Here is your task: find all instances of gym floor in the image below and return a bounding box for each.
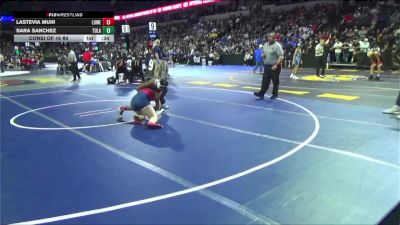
[1,64,399,224]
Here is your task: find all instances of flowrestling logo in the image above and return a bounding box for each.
[46,13,83,17]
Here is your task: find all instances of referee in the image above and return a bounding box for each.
[67,47,81,82]
[315,35,331,78]
[254,32,284,99]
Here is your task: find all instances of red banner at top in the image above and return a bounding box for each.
[114,0,220,21]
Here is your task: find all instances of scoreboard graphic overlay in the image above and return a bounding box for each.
[13,12,115,42]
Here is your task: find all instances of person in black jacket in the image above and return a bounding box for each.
[115,58,128,84]
[131,58,145,82]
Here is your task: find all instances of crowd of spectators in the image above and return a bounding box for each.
[0,39,46,71]
[122,0,400,67]
[1,0,399,72]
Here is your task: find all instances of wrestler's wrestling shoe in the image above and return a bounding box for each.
[118,106,128,117]
[147,122,163,129]
[133,115,145,125]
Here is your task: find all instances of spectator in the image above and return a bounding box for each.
[342,40,350,63]
[1,1,398,69]
[131,58,145,82]
[244,51,252,66]
[83,49,92,71]
[115,58,128,84]
[253,44,263,74]
[332,39,343,63]
[360,38,370,53]
[57,53,67,75]
[0,52,4,73]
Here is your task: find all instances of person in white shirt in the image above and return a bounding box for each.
[244,52,252,66]
[188,47,195,65]
[332,39,343,63]
[67,48,81,82]
[359,38,370,53]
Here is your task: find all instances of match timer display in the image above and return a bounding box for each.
[13,12,115,42]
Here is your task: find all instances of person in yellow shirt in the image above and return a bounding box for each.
[153,39,166,80]
[367,43,382,80]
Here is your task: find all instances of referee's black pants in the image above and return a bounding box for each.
[70,62,80,81]
[315,56,326,76]
[259,65,281,97]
